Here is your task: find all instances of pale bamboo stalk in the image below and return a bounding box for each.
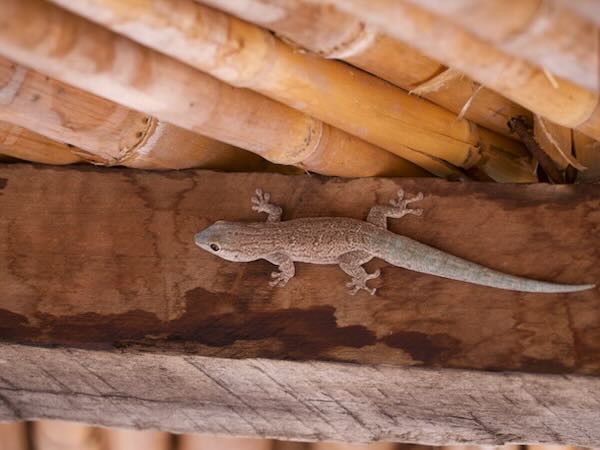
[0,56,272,171]
[178,434,273,450]
[555,0,600,26]
[48,0,530,182]
[0,422,28,450]
[312,0,600,141]
[574,131,600,183]
[33,420,102,450]
[311,443,396,450]
[0,121,82,164]
[100,428,171,450]
[198,0,530,139]
[0,0,428,178]
[407,0,599,93]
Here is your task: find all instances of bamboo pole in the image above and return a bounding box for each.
[178,434,273,450]
[312,0,600,141]
[0,422,28,450]
[0,121,82,164]
[33,421,102,450]
[407,0,599,93]
[556,0,600,27]
[48,0,532,182]
[0,56,275,171]
[101,428,171,450]
[198,0,530,139]
[0,0,428,178]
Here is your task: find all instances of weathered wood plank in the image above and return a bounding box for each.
[1,343,599,446]
[0,164,599,375]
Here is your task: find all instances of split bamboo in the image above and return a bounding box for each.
[0,0,428,179]
[48,0,534,182]
[0,121,81,164]
[198,0,530,139]
[574,131,600,183]
[314,0,600,141]
[0,56,274,171]
[533,115,581,171]
[407,0,599,93]
[0,422,28,450]
[33,421,102,450]
[101,428,171,450]
[178,435,273,450]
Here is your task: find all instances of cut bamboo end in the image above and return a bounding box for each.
[49,0,524,180]
[533,115,584,171]
[198,0,530,139]
[315,0,600,141]
[408,0,600,93]
[0,0,422,178]
[0,121,82,164]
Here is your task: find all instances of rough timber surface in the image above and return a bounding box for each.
[0,343,599,446]
[0,164,599,375]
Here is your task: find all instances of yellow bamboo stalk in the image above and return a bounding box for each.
[101,428,171,450]
[0,121,82,164]
[0,0,427,178]
[0,422,28,450]
[407,0,599,93]
[48,0,530,182]
[0,56,275,171]
[574,131,600,183]
[33,421,102,450]
[178,434,273,450]
[313,0,600,141]
[198,0,530,139]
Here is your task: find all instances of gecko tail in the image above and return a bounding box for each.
[384,236,595,293]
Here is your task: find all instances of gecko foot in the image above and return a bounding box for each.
[346,269,381,296]
[251,188,283,222]
[269,270,291,288]
[390,189,423,216]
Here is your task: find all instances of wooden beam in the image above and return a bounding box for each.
[1,343,599,445]
[0,164,599,443]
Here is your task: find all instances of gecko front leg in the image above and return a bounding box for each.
[251,188,283,222]
[367,188,423,229]
[265,252,295,287]
[338,251,379,295]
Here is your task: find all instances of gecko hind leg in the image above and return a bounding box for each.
[251,188,283,222]
[366,188,424,229]
[338,251,379,295]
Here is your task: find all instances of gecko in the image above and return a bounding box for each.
[194,188,595,295]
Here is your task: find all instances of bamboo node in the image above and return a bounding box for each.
[322,23,378,59]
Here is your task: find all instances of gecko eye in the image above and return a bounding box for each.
[210,243,220,252]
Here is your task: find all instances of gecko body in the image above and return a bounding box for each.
[195,189,594,295]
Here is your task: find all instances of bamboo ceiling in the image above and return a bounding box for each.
[0,0,598,183]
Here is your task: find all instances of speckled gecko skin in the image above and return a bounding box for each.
[195,188,595,295]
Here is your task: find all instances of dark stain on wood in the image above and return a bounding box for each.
[0,177,7,190]
[0,295,377,360]
[383,331,461,364]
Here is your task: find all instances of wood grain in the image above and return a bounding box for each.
[0,343,599,445]
[0,164,599,375]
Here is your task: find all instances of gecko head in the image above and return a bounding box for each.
[194,221,258,262]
